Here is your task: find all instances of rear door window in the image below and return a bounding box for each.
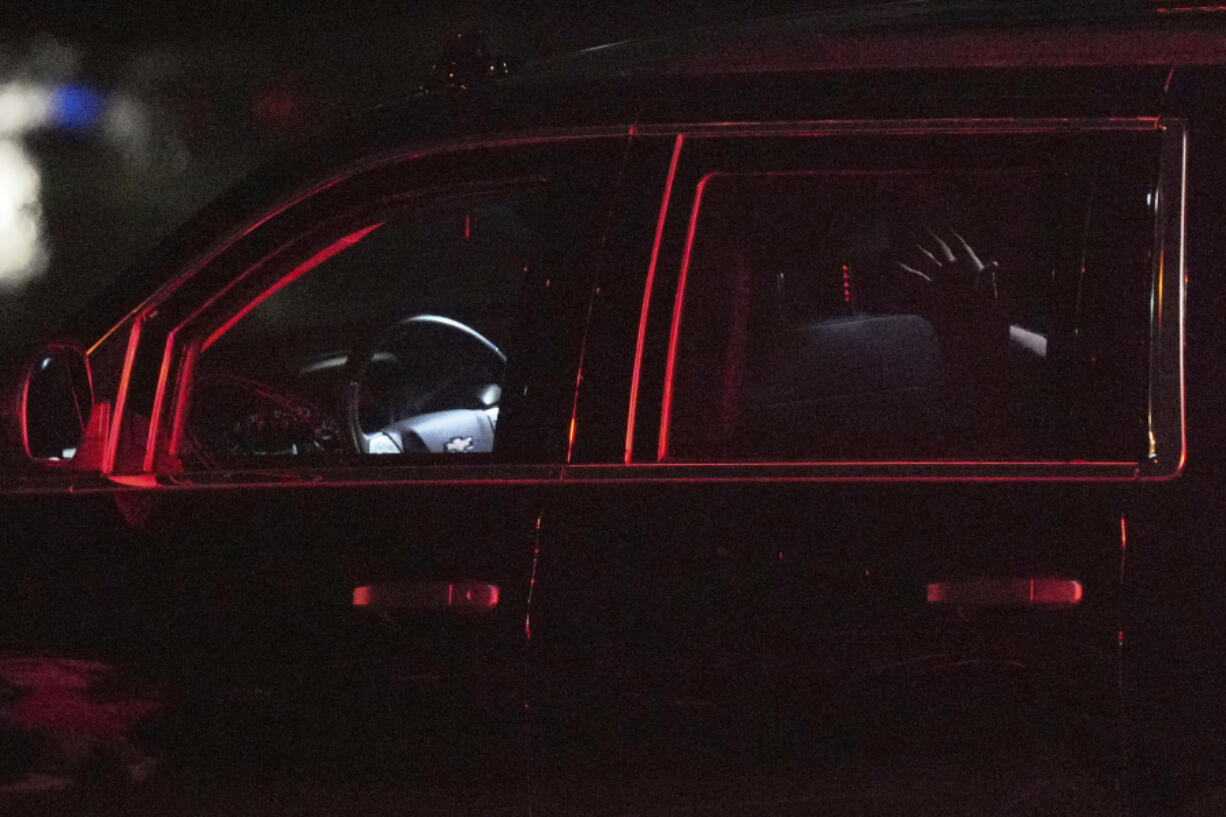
[646,125,1182,474]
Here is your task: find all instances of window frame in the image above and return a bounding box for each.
[99,130,627,486]
[172,190,537,469]
[608,118,1186,482]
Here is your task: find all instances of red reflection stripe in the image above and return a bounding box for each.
[926,577,1083,606]
[625,135,685,464]
[657,172,717,461]
[18,369,30,459]
[142,330,178,472]
[166,340,199,460]
[103,319,142,474]
[202,223,382,351]
[352,581,498,611]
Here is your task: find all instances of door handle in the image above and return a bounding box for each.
[926,577,1082,607]
[352,581,499,611]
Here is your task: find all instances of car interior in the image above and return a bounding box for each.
[663,165,1154,462]
[180,197,536,466]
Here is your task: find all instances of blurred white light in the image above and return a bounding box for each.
[102,93,145,144]
[101,92,170,169]
[0,83,53,136]
[0,139,48,289]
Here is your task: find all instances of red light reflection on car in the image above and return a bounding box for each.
[352,581,499,611]
[657,171,714,462]
[202,223,383,351]
[102,319,142,474]
[625,135,684,464]
[926,577,1083,606]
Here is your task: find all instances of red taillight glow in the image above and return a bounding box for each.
[926,577,1083,607]
[352,581,499,612]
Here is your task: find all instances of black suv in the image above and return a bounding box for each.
[1,6,1223,815]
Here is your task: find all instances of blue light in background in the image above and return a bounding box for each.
[50,85,103,131]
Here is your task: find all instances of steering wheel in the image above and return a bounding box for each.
[344,314,506,455]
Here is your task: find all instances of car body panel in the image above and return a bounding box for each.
[4,9,1226,814]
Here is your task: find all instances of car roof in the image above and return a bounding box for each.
[72,2,1226,346]
[530,2,1226,80]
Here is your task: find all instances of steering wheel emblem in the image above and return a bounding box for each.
[445,436,475,453]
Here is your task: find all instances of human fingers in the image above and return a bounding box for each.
[947,227,985,271]
[982,259,999,300]
[896,261,933,283]
[925,228,955,263]
[914,243,941,267]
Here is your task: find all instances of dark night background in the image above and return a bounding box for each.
[0,1,806,351]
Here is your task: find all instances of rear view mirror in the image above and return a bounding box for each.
[1,343,93,464]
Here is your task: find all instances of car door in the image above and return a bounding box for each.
[531,112,1182,814]
[1,133,627,807]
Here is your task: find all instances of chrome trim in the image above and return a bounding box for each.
[632,117,1163,138]
[628,117,1183,481]
[563,462,1142,483]
[145,464,563,489]
[1141,119,1188,479]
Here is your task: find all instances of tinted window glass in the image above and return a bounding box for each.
[184,193,546,464]
[664,160,1156,461]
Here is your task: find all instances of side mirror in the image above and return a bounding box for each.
[1,343,94,465]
